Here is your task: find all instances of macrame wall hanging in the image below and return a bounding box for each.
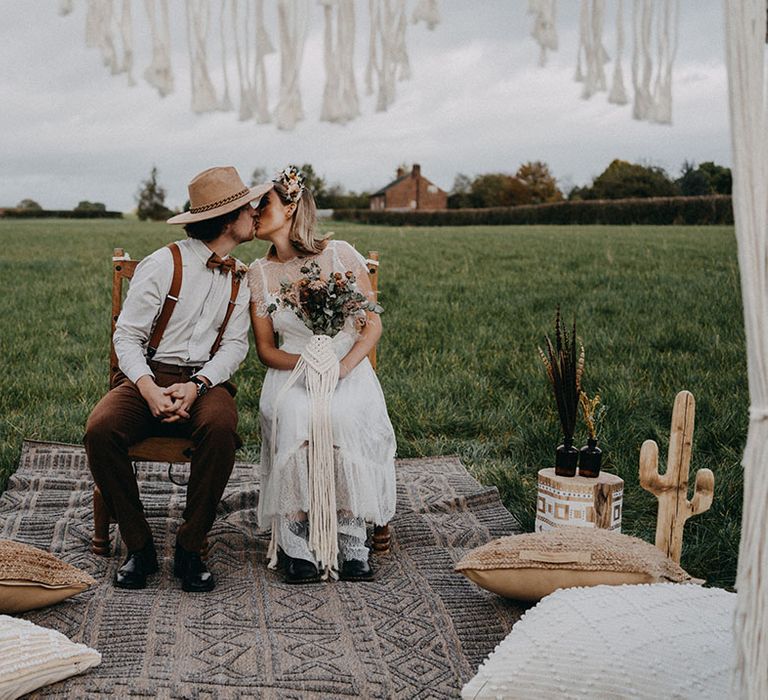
[532,0,679,124]
[60,0,441,130]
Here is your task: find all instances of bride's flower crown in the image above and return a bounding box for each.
[273,165,305,204]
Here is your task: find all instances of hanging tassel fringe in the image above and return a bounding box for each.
[269,335,340,580]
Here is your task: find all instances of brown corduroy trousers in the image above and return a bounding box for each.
[84,363,240,553]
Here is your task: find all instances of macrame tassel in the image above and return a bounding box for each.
[120,0,136,86]
[232,0,253,119]
[217,0,233,111]
[187,0,219,113]
[252,0,274,123]
[632,0,654,121]
[367,0,407,112]
[143,0,174,97]
[649,0,677,124]
[86,0,120,75]
[574,0,587,82]
[411,0,440,30]
[274,0,308,130]
[269,335,340,579]
[304,336,341,579]
[528,0,558,67]
[320,0,359,124]
[608,0,628,104]
[581,0,609,99]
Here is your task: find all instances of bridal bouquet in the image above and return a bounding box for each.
[267,260,383,337]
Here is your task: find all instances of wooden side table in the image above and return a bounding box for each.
[535,468,624,532]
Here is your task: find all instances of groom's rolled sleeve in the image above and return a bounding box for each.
[113,255,169,384]
[195,280,251,386]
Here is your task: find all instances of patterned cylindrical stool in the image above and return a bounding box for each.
[535,468,624,532]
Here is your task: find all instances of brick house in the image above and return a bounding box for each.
[369,164,447,211]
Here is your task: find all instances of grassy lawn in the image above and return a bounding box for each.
[0,219,745,587]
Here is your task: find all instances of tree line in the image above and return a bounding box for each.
[130,158,732,221]
[448,159,732,209]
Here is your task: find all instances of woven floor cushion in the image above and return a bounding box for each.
[462,583,735,699]
[0,615,101,699]
[0,540,96,614]
[455,528,692,601]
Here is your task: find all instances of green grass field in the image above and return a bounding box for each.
[0,219,746,587]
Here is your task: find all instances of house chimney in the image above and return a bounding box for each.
[396,166,405,178]
[412,163,421,178]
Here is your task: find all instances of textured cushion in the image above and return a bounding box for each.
[0,615,101,699]
[0,540,96,613]
[455,528,692,601]
[462,583,735,699]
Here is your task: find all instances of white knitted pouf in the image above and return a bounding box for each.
[0,615,101,699]
[462,583,735,699]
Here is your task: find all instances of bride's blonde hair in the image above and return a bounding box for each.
[272,171,328,255]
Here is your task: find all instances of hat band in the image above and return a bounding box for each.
[189,187,250,214]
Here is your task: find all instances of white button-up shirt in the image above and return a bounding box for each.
[113,238,250,387]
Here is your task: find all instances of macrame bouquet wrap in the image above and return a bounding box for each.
[269,334,341,579]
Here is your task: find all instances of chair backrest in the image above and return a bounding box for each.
[109,247,382,383]
[110,248,139,386]
[366,250,379,371]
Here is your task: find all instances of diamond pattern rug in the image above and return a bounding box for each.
[1,440,523,699]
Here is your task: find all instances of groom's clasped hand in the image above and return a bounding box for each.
[84,164,396,593]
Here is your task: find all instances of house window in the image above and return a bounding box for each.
[410,200,417,209]
[427,185,437,194]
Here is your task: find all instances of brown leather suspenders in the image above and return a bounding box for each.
[146,243,183,359]
[209,276,241,357]
[146,242,241,361]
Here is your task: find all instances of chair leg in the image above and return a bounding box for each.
[92,486,111,556]
[372,524,391,554]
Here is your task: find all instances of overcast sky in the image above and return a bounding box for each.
[0,1,730,212]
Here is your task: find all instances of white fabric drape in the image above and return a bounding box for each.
[320,0,360,124]
[274,0,309,130]
[528,0,558,67]
[186,0,219,113]
[724,3,768,697]
[608,0,628,104]
[366,0,409,112]
[144,0,174,96]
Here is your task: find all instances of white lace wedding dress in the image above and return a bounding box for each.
[248,240,397,567]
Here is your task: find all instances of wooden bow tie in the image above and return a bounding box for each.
[206,254,236,274]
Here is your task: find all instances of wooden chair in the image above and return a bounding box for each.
[93,248,391,556]
[92,248,197,556]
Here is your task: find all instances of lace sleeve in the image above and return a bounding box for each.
[247,262,270,317]
[334,240,375,302]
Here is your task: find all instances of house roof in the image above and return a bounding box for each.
[371,172,446,197]
[371,174,409,197]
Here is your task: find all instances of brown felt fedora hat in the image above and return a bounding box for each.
[167,166,273,225]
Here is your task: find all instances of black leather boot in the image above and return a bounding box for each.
[284,554,321,584]
[114,540,159,590]
[339,558,374,582]
[174,543,215,592]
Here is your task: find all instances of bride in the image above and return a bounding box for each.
[248,166,396,583]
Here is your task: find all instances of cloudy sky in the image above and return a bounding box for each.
[0,1,730,212]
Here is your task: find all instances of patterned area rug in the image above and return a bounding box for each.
[1,440,524,699]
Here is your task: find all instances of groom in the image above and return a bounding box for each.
[85,166,271,592]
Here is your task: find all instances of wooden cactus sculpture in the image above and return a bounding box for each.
[639,390,715,564]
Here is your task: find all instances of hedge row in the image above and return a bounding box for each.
[0,209,123,219]
[332,195,733,226]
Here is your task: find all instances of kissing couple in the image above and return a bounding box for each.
[84,165,396,592]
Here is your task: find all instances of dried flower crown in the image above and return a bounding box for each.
[273,165,305,204]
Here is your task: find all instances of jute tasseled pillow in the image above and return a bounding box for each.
[455,528,692,601]
[0,540,97,614]
[0,615,101,699]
